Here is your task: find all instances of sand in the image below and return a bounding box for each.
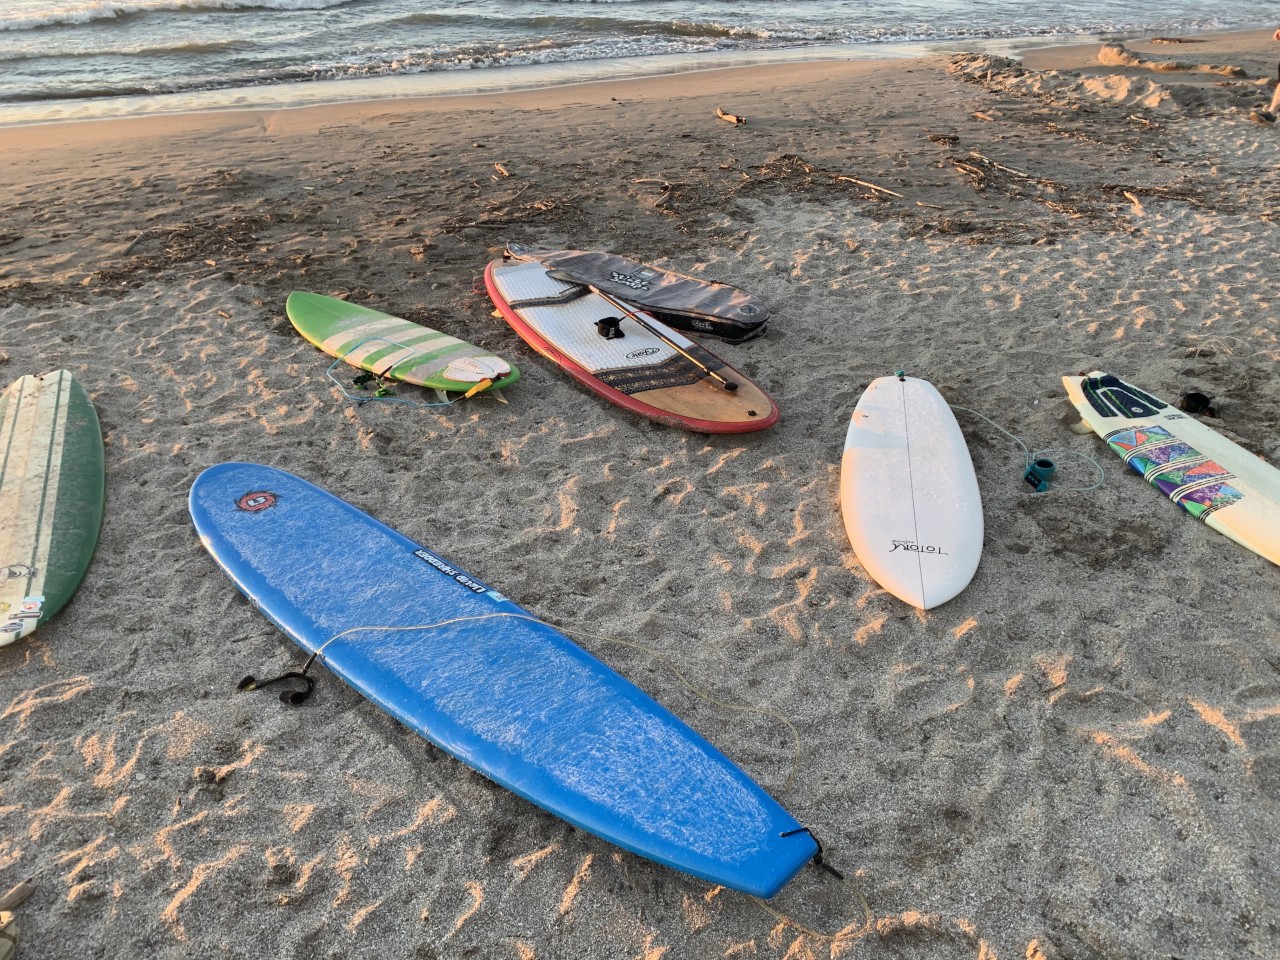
[1,27,1278,960]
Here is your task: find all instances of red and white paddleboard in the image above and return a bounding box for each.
[485,259,777,433]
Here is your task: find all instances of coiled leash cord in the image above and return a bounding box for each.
[237,614,874,939]
[843,367,1106,495]
[950,404,1106,493]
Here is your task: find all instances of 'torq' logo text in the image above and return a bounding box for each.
[890,540,948,555]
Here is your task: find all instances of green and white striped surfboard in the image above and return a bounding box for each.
[0,370,105,646]
[286,292,520,399]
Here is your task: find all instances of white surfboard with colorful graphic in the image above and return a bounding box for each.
[1064,372,1280,566]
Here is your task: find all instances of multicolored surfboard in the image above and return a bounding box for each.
[1064,372,1280,566]
[0,370,105,646]
[286,291,519,399]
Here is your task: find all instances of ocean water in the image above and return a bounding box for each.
[1,0,1275,125]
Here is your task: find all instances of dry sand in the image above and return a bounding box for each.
[1,28,1278,960]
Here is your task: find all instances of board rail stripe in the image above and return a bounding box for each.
[29,373,71,602]
[898,379,929,608]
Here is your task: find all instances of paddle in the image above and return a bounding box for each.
[545,271,739,392]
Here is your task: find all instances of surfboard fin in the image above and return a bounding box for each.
[463,378,494,400]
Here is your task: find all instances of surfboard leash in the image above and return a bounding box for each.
[237,649,321,705]
[843,367,1108,495]
[950,404,1106,493]
[234,615,807,787]
[235,615,888,943]
[782,828,846,881]
[325,352,458,409]
[748,827,877,946]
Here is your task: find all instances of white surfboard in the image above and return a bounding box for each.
[1064,371,1280,567]
[840,375,983,609]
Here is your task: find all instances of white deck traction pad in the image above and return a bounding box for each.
[490,260,694,375]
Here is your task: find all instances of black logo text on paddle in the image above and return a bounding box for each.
[889,540,949,555]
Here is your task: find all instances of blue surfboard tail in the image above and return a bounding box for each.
[190,462,818,898]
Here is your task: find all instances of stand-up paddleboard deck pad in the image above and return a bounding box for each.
[485,259,778,433]
[0,370,105,646]
[1065,371,1280,566]
[190,463,817,897]
[840,375,984,609]
[286,291,519,396]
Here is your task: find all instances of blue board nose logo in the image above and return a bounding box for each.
[237,491,277,512]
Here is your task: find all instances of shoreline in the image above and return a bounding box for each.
[1,22,1278,960]
[3,25,1276,130]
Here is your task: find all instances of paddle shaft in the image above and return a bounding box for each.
[548,273,738,392]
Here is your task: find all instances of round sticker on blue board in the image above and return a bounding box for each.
[236,491,277,512]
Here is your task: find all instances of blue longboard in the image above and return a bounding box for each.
[189,463,818,898]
